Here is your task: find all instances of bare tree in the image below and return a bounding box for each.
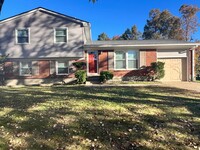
[179,4,200,41]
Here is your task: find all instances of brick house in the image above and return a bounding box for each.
[0,7,199,85]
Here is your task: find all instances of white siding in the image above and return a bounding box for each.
[157,49,187,58]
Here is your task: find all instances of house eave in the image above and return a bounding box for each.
[84,43,200,50]
[0,7,90,26]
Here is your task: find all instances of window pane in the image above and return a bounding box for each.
[18,30,28,37]
[115,51,125,60]
[128,51,137,60]
[18,37,29,43]
[58,68,68,74]
[57,61,68,74]
[58,62,67,68]
[20,62,32,75]
[21,68,32,75]
[56,36,66,43]
[116,60,126,69]
[128,60,137,69]
[56,29,66,36]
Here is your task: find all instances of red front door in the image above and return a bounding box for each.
[89,52,97,73]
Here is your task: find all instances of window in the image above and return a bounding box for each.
[55,28,67,43]
[127,50,137,69]
[20,61,32,76]
[56,61,69,75]
[115,50,138,70]
[16,29,30,44]
[115,51,126,69]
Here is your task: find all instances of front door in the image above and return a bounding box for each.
[88,52,97,73]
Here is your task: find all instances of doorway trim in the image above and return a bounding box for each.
[87,50,99,75]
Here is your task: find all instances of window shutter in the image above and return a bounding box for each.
[139,50,146,67]
[50,61,56,75]
[108,51,114,70]
[13,61,19,76]
[32,61,39,76]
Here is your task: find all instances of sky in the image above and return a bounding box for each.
[0,0,200,40]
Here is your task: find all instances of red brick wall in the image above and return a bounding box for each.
[112,69,150,77]
[111,49,157,78]
[38,61,50,78]
[5,60,51,79]
[145,49,157,66]
[98,51,108,73]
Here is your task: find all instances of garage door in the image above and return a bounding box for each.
[158,58,187,81]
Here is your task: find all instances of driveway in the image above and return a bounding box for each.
[161,82,200,92]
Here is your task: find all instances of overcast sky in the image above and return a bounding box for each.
[1,0,200,40]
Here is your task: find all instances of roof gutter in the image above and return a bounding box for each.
[84,43,200,48]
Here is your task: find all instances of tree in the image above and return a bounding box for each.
[0,0,4,12]
[0,55,8,85]
[143,9,183,40]
[179,4,200,41]
[121,28,133,40]
[131,25,142,40]
[120,25,142,40]
[112,35,121,40]
[97,32,110,41]
[195,43,200,79]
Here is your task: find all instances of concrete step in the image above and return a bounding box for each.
[87,76,100,81]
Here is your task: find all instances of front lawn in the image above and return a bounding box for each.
[0,85,200,150]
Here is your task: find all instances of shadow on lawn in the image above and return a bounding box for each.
[0,85,200,149]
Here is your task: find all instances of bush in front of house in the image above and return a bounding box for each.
[150,61,165,80]
[72,62,86,70]
[99,71,114,83]
[75,70,87,84]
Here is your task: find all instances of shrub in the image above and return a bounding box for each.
[150,61,165,80]
[99,71,114,83]
[75,70,86,84]
[72,62,86,70]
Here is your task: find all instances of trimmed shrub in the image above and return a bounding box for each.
[72,62,86,70]
[75,70,87,84]
[99,71,114,83]
[150,61,165,80]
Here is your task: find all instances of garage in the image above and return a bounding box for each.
[158,58,187,81]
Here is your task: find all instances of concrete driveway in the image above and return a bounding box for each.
[161,82,200,92]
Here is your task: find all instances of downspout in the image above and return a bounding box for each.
[191,46,197,81]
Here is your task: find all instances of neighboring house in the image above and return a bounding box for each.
[0,7,199,85]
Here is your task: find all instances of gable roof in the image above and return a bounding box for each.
[0,7,90,26]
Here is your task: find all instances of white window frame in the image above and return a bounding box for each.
[54,28,68,44]
[16,28,30,44]
[19,61,32,76]
[114,50,139,70]
[56,60,69,75]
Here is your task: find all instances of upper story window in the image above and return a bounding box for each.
[54,28,68,43]
[16,29,30,44]
[115,50,138,70]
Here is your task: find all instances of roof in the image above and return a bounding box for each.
[85,40,200,49]
[0,7,90,25]
[86,40,198,45]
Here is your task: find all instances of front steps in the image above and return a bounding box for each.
[86,75,100,85]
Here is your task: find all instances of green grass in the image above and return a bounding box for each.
[0,85,200,150]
